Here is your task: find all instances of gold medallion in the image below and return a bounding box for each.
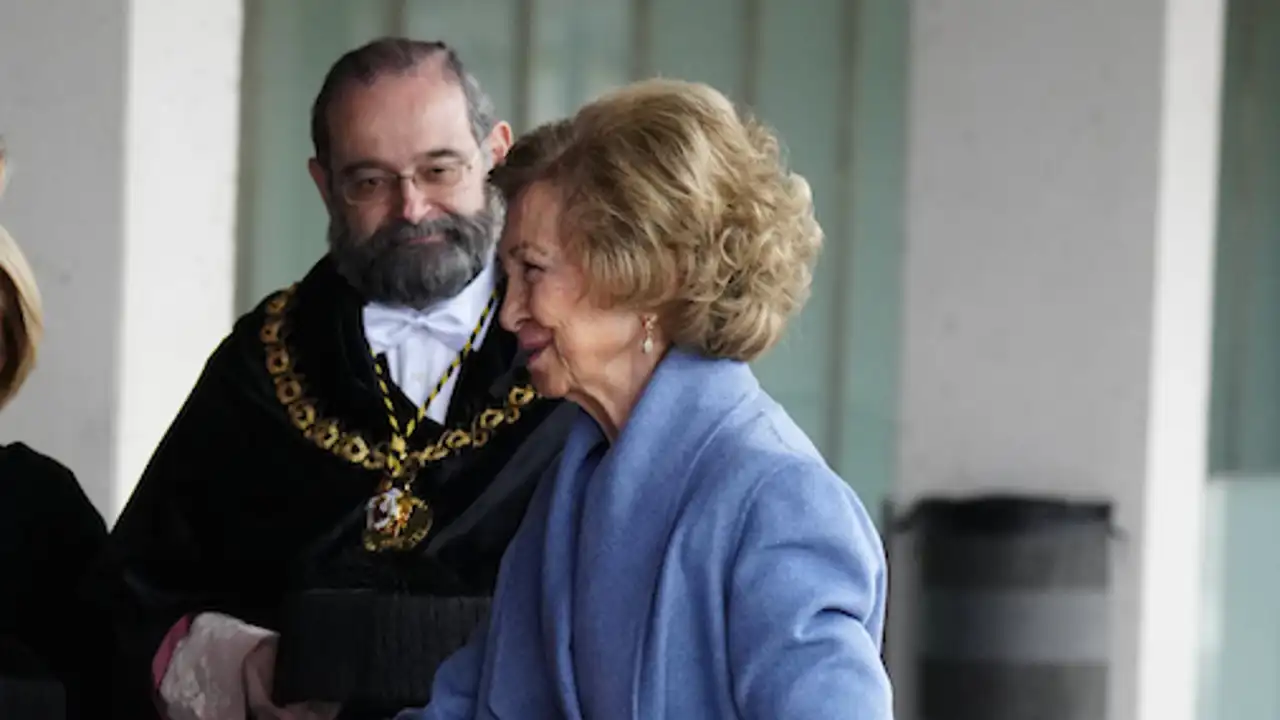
[259,285,536,553]
[363,484,435,552]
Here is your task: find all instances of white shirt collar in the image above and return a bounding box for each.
[362,260,497,355]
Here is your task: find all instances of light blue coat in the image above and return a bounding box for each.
[401,349,893,719]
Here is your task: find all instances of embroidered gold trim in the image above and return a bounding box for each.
[259,285,537,479]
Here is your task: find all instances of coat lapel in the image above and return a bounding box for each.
[538,413,607,718]
[567,349,760,714]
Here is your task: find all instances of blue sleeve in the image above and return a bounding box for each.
[726,464,893,719]
[394,625,487,720]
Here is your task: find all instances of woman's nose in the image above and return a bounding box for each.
[499,282,527,333]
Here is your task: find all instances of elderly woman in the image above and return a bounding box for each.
[400,80,892,719]
[0,141,112,719]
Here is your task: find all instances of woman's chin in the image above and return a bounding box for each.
[528,368,567,399]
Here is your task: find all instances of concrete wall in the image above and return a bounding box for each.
[0,0,131,514]
[893,2,1224,719]
[0,0,242,518]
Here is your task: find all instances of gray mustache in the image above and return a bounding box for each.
[381,217,466,245]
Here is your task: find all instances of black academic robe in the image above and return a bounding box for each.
[101,257,574,719]
[0,443,111,720]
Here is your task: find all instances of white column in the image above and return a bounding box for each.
[117,0,243,517]
[0,0,242,520]
[892,2,1225,720]
[1137,2,1225,719]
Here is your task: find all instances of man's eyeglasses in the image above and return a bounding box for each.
[338,154,478,206]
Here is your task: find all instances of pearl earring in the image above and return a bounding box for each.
[641,316,655,355]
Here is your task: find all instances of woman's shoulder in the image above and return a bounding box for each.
[697,393,878,533]
[701,392,834,486]
[1,441,70,471]
[0,443,105,533]
[697,401,886,572]
[1,442,78,491]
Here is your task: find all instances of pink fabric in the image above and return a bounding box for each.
[153,614,194,690]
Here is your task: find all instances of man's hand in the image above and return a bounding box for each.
[243,635,341,720]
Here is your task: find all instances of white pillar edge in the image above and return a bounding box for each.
[1134,1,1226,718]
[114,0,244,520]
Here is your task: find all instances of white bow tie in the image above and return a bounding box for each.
[362,303,474,355]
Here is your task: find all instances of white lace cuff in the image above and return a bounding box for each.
[158,611,275,720]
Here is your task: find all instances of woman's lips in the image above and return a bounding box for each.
[523,344,547,364]
[518,328,552,366]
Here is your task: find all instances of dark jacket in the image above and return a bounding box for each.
[0,443,111,720]
[100,257,574,719]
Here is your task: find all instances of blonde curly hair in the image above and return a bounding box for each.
[489,118,574,204]
[0,141,45,409]
[538,78,821,362]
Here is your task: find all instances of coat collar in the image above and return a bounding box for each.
[606,347,759,481]
[556,347,764,485]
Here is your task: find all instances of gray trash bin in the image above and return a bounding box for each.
[894,496,1113,720]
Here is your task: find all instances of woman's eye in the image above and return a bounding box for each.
[522,261,544,278]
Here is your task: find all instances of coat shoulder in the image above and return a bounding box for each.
[689,393,880,554]
[697,393,835,497]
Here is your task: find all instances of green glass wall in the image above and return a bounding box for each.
[1200,0,1280,718]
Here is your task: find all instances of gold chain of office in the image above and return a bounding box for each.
[258,285,538,481]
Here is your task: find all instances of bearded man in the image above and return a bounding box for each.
[102,38,574,720]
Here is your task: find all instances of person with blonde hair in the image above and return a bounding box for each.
[402,78,892,719]
[0,237,41,408]
[0,139,112,720]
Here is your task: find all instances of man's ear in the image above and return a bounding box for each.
[308,157,332,206]
[486,121,514,167]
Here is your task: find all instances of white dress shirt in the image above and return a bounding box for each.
[361,261,497,424]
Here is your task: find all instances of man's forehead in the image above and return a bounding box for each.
[327,69,473,157]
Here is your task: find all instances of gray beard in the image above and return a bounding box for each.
[328,196,502,308]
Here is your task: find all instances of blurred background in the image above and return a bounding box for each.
[0,0,1276,718]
